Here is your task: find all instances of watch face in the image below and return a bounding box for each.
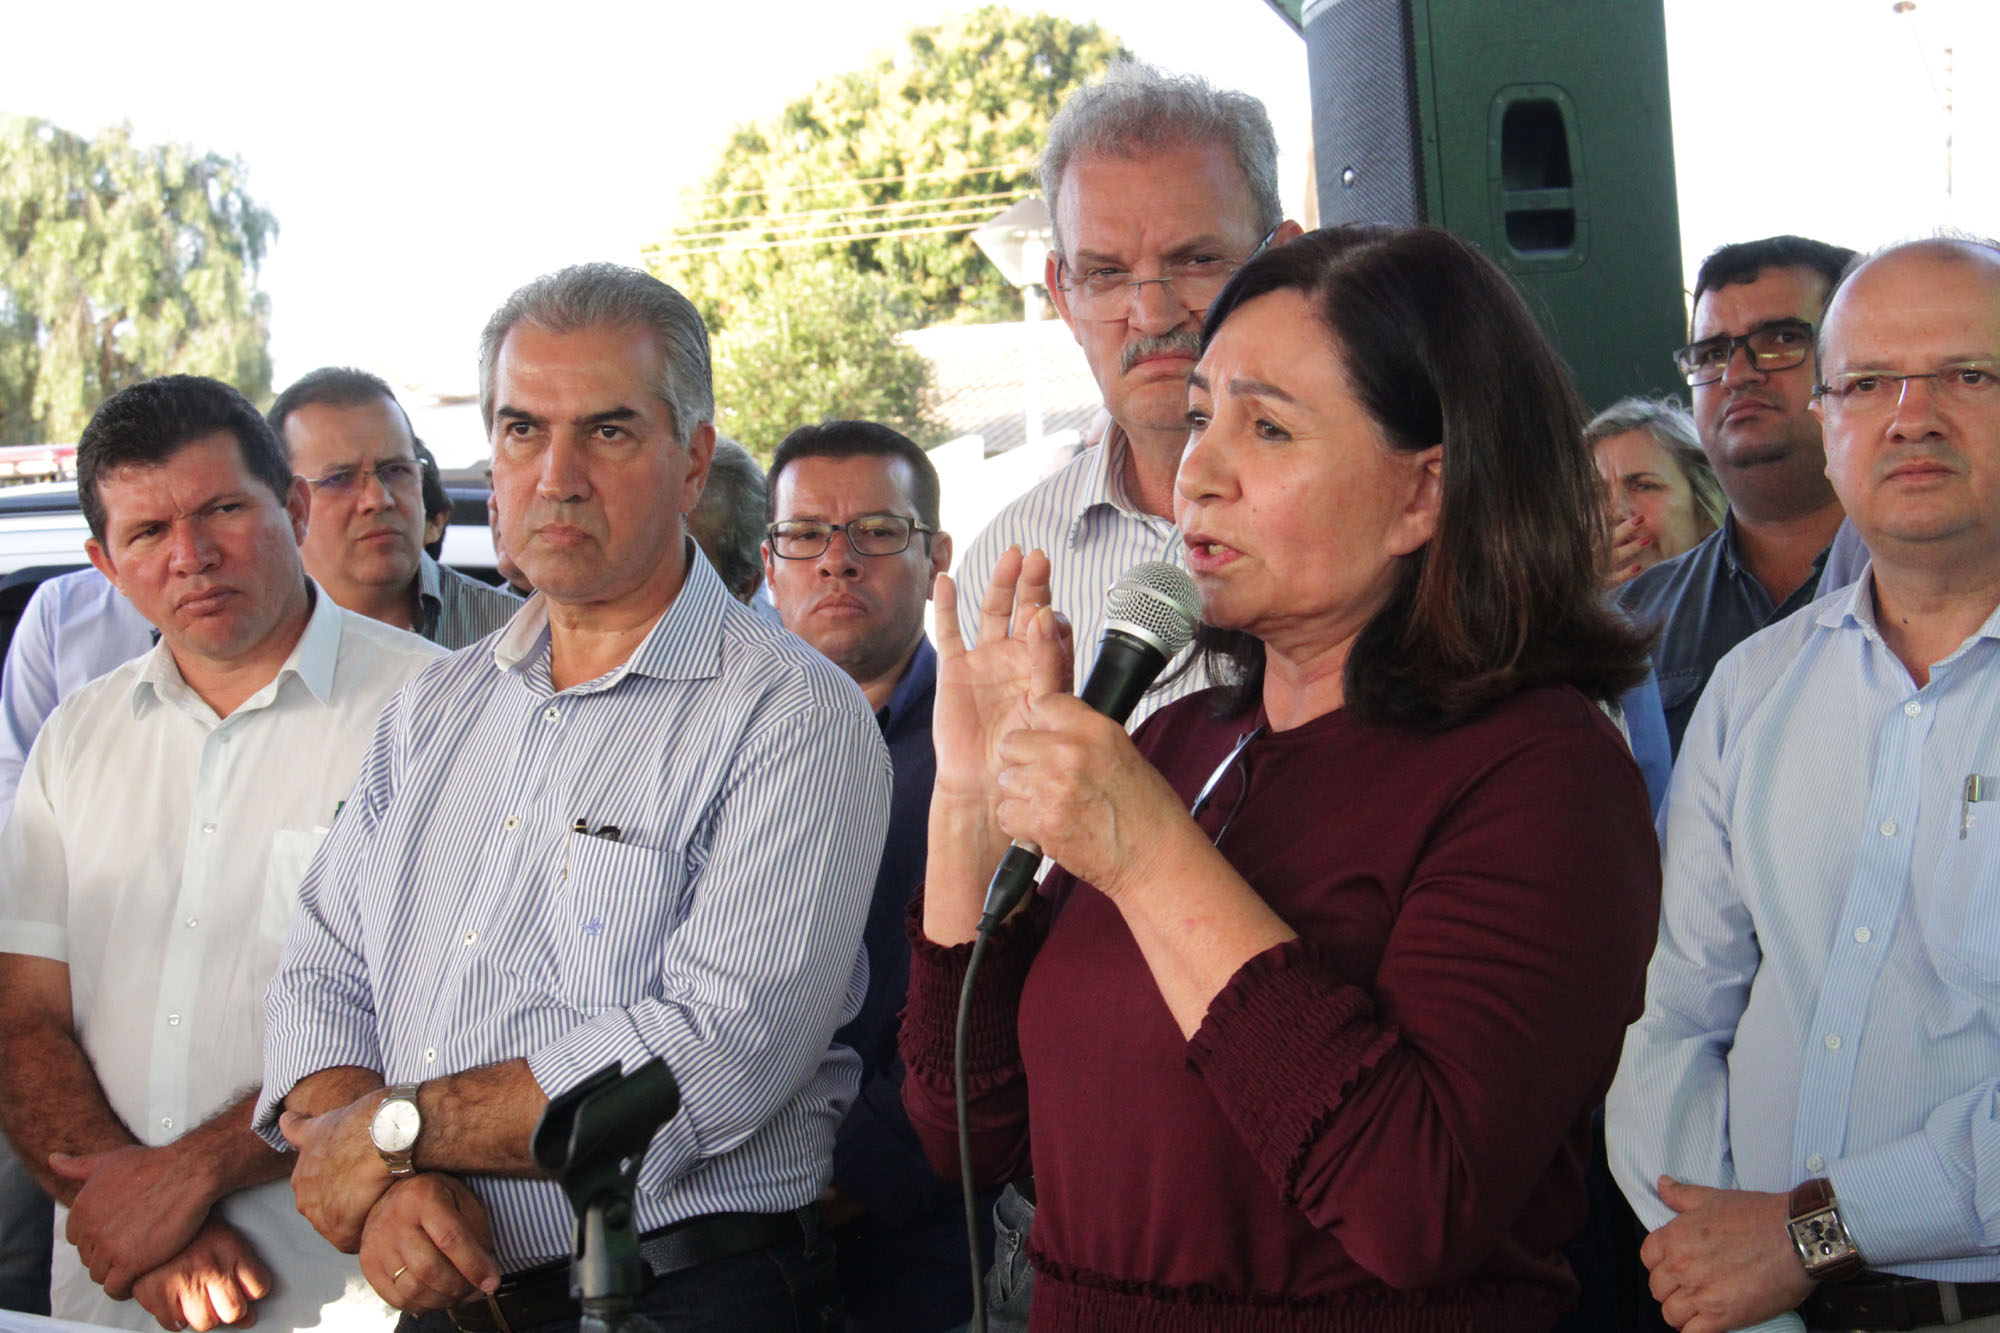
[371,1098,420,1153]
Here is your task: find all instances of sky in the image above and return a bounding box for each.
[3,0,1994,465]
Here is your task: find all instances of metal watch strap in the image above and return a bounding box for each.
[375,1082,422,1178]
[1788,1177,1865,1282]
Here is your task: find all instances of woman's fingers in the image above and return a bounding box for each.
[976,546,1025,647]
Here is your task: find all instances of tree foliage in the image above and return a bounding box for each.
[0,114,276,445]
[648,7,1127,335]
[708,260,939,458]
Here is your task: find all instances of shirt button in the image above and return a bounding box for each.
[1806,1154,1825,1173]
[463,931,477,945]
[1905,701,1922,717]
[161,1117,173,1130]
[424,1048,437,1063]
[167,1014,180,1026]
[543,707,561,723]
[503,815,520,832]
[1880,820,1897,837]
[185,916,198,929]
[1825,1033,1843,1051]
[202,823,217,834]
[1854,926,1872,944]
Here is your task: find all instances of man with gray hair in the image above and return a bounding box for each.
[942,61,1299,1329]
[257,264,889,1332]
[953,62,1300,720]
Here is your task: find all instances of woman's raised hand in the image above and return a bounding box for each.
[923,547,1072,943]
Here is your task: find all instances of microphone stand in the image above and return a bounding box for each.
[531,1060,682,1333]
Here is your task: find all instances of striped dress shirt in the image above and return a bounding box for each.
[1608,570,2000,1332]
[257,551,891,1270]
[954,426,1210,727]
[416,553,521,650]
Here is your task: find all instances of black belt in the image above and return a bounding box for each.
[1801,1273,2000,1331]
[446,1209,806,1333]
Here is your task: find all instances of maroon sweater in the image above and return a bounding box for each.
[900,685,1660,1332]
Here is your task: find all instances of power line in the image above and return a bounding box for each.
[667,198,1029,248]
[685,158,1037,206]
[652,217,995,260]
[668,188,1028,239]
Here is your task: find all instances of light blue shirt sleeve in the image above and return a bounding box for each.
[1607,668,1757,1227]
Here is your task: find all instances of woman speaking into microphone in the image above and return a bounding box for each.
[899,225,1662,1331]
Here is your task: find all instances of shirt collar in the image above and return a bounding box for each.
[877,636,936,733]
[1717,511,1833,584]
[130,578,341,718]
[489,541,732,690]
[417,552,443,609]
[1059,422,1146,550]
[1818,561,2000,648]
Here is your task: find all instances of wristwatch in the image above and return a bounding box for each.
[368,1083,423,1178]
[1788,1177,1865,1282]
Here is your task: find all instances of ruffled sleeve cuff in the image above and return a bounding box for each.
[898,888,1050,1084]
[1186,939,1398,1197]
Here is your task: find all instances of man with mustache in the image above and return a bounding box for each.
[951,62,1300,725]
[1620,236,1856,754]
[1611,237,2000,1333]
[258,265,888,1333]
[269,368,518,650]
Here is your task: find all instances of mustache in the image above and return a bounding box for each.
[1121,329,1203,374]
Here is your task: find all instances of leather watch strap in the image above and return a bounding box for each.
[1789,1177,1865,1283]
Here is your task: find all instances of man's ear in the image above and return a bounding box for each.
[1270,219,1306,248]
[925,531,954,599]
[285,476,311,545]
[681,422,717,515]
[1045,250,1083,346]
[86,537,120,594]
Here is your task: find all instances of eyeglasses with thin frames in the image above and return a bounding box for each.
[1812,360,2000,416]
[1054,227,1281,321]
[1189,724,1265,847]
[301,459,422,497]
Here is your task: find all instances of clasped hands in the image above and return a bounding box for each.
[52,1145,269,1331]
[282,1091,500,1312]
[935,547,1189,900]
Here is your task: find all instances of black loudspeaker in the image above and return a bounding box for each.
[1303,0,1685,411]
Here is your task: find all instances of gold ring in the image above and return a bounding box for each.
[392,1264,408,1282]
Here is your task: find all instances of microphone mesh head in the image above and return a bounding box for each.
[1104,561,1202,657]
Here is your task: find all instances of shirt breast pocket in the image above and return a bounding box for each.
[262,827,329,945]
[1924,811,2000,1002]
[554,834,684,1012]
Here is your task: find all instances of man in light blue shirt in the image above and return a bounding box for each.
[1609,237,2000,1333]
[258,265,889,1333]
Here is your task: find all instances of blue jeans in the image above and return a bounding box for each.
[982,1183,1034,1333]
[0,1140,51,1315]
[400,1213,840,1333]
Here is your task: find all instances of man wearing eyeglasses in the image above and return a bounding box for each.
[761,421,979,1331]
[952,63,1300,726]
[1611,236,2000,1333]
[269,368,518,650]
[1619,235,1857,754]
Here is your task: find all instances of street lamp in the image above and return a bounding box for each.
[972,197,1055,449]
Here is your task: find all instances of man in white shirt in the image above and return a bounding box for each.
[0,374,443,1333]
[1608,237,2000,1333]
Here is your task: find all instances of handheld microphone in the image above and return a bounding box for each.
[976,561,1202,932]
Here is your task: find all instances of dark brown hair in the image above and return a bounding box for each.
[1187,224,1651,729]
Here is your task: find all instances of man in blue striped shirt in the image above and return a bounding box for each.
[1609,238,2000,1333]
[257,265,891,1333]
